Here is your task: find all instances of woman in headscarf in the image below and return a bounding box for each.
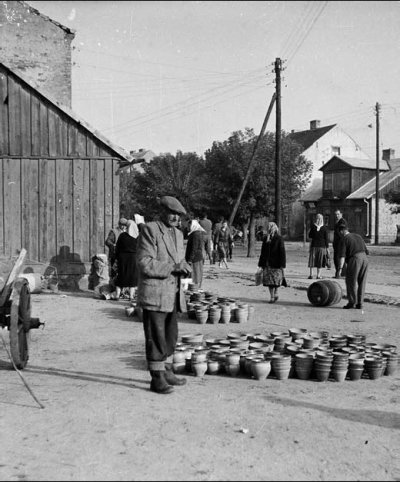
[113,219,139,300]
[257,222,286,303]
[185,218,206,288]
[307,213,329,279]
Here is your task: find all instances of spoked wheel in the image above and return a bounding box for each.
[9,279,31,369]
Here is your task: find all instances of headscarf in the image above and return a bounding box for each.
[126,219,139,239]
[134,213,145,226]
[266,222,279,242]
[315,213,324,231]
[188,219,206,236]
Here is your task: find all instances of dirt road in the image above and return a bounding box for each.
[0,244,399,481]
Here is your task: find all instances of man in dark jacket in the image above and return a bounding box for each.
[136,196,192,394]
[337,224,369,310]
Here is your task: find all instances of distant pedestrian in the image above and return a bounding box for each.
[337,224,369,309]
[198,212,213,264]
[113,219,139,301]
[214,220,232,269]
[308,213,329,279]
[333,209,347,278]
[105,218,128,277]
[257,222,286,303]
[185,219,206,288]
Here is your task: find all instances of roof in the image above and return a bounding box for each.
[288,124,336,151]
[299,178,323,202]
[347,158,400,199]
[1,60,130,161]
[320,155,390,171]
[23,1,75,35]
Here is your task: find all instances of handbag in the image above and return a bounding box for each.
[255,267,263,286]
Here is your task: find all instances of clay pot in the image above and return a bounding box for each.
[173,350,186,363]
[192,361,208,377]
[195,309,208,324]
[234,307,248,324]
[331,369,348,382]
[225,363,240,377]
[348,366,364,381]
[226,352,241,365]
[294,353,314,380]
[251,359,271,380]
[191,351,208,363]
[247,305,255,322]
[207,359,220,375]
[208,306,221,324]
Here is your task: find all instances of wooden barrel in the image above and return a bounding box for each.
[321,279,343,306]
[307,279,342,307]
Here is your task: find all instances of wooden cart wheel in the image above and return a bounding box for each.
[9,279,31,369]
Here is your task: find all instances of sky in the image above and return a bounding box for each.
[28,1,400,159]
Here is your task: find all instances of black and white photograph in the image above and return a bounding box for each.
[0,1,400,480]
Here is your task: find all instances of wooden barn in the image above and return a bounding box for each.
[0,61,130,282]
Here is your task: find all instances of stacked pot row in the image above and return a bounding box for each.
[173,329,398,381]
[186,294,254,324]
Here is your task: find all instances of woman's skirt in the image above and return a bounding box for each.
[308,247,327,268]
[262,267,283,287]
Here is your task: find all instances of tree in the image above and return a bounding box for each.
[204,128,312,256]
[384,190,400,214]
[119,150,208,221]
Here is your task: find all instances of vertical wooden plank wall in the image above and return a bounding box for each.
[0,69,124,264]
[112,159,120,229]
[72,158,90,262]
[38,159,56,262]
[3,158,21,257]
[22,158,39,261]
[0,72,9,154]
[8,78,21,156]
[55,158,73,256]
[104,160,113,243]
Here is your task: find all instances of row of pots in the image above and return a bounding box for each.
[186,291,255,324]
[174,328,398,381]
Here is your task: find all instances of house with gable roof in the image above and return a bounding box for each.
[286,119,371,238]
[300,149,400,244]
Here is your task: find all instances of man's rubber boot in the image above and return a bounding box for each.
[150,371,174,394]
[165,363,187,386]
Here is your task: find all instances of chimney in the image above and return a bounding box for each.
[382,148,395,161]
[310,120,321,130]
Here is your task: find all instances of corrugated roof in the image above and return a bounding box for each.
[22,1,75,35]
[299,177,323,202]
[320,155,390,171]
[288,124,336,151]
[1,60,130,161]
[347,159,400,199]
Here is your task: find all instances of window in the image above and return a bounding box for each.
[332,146,341,156]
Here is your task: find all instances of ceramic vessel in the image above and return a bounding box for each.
[192,361,208,377]
[251,359,271,380]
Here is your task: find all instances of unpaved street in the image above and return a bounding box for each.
[0,243,400,481]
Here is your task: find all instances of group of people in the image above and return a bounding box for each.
[256,208,369,309]
[104,197,369,396]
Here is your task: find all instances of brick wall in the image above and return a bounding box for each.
[0,1,75,107]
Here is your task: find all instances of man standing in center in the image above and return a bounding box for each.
[136,196,192,395]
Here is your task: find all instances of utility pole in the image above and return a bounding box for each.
[375,102,380,245]
[275,58,282,229]
[228,93,276,227]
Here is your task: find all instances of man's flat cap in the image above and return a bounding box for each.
[119,217,128,225]
[159,196,186,215]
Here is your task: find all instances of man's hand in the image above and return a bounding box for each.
[172,261,192,277]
